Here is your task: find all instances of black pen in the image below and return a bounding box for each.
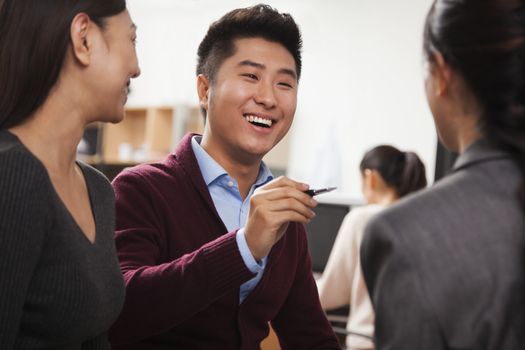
[303,187,337,197]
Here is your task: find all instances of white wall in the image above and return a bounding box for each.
[126,0,437,198]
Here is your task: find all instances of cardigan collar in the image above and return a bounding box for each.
[172,133,225,230]
[174,133,209,190]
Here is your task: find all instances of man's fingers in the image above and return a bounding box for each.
[273,199,316,220]
[272,210,314,225]
[264,198,317,220]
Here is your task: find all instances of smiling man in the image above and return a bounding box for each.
[109,5,340,350]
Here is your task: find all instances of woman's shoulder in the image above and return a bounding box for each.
[0,129,30,157]
[338,204,386,239]
[0,131,52,229]
[0,130,48,184]
[378,169,481,226]
[345,204,385,224]
[364,169,489,249]
[351,203,385,215]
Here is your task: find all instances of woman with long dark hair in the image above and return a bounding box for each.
[317,145,426,350]
[361,0,525,348]
[0,0,140,348]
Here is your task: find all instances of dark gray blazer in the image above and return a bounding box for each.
[361,139,525,349]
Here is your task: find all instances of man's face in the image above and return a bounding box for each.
[199,37,298,164]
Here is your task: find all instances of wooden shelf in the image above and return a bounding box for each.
[101,107,175,162]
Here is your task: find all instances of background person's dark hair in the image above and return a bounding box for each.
[423,0,525,209]
[196,4,302,119]
[360,145,427,198]
[0,0,126,129]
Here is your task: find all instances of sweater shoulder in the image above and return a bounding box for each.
[0,131,49,192]
[0,131,51,244]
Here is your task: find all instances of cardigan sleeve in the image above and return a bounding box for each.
[0,152,48,349]
[361,215,445,349]
[109,169,255,345]
[317,211,357,310]
[271,224,341,350]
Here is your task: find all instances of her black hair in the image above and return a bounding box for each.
[423,0,525,208]
[360,145,427,198]
[0,0,126,129]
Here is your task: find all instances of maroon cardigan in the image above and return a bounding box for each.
[109,133,340,350]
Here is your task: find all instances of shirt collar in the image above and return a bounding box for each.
[191,135,273,187]
[255,160,274,188]
[191,136,227,186]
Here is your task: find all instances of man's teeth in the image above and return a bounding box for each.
[244,115,273,127]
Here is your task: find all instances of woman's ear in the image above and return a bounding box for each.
[430,51,451,97]
[362,169,379,204]
[197,74,210,112]
[363,168,374,189]
[70,13,93,66]
[368,169,389,192]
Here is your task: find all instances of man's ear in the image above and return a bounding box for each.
[197,74,210,111]
[430,51,451,97]
[70,13,93,66]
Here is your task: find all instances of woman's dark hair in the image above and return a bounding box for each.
[423,0,525,208]
[0,0,126,129]
[196,4,302,120]
[360,145,427,198]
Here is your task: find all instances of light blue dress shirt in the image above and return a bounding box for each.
[191,136,272,303]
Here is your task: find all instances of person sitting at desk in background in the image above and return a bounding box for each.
[317,145,427,350]
[109,4,340,350]
[361,0,525,348]
[0,0,140,349]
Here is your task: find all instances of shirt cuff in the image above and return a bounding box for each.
[236,228,267,273]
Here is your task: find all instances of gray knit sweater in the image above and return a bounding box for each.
[0,130,125,349]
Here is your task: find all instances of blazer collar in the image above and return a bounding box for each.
[452,138,511,172]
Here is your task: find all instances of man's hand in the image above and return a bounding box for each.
[244,176,317,261]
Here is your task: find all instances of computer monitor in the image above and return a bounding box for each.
[305,202,351,273]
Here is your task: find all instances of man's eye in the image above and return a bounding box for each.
[278,82,293,88]
[242,73,258,80]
